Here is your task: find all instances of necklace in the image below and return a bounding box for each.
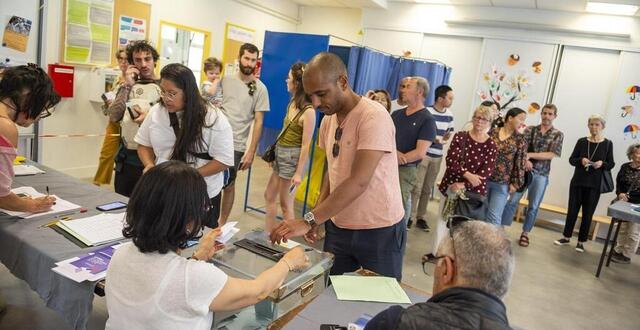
[587,139,601,161]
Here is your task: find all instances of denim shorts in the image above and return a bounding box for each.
[273,145,301,179]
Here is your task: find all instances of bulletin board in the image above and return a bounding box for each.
[60,0,115,65]
[222,22,255,75]
[60,0,150,66]
[110,0,150,66]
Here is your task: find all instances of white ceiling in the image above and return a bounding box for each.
[291,0,640,15]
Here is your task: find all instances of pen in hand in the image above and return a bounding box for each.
[46,186,50,197]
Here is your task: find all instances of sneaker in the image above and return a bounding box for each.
[422,253,437,264]
[575,243,585,253]
[407,219,413,229]
[416,219,430,232]
[554,238,571,246]
[611,250,631,264]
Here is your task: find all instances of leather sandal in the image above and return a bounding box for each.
[519,233,530,247]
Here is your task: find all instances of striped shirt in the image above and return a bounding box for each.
[426,106,455,158]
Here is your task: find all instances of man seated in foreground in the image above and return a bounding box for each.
[365,219,514,330]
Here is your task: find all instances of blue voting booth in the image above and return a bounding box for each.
[243,31,451,217]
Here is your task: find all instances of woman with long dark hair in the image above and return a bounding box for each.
[485,107,527,225]
[135,63,234,228]
[263,62,316,232]
[105,161,309,330]
[0,64,60,212]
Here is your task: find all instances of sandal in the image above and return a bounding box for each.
[519,233,530,247]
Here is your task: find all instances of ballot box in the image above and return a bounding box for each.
[212,229,334,329]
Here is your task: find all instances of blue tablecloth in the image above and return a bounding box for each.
[0,163,127,330]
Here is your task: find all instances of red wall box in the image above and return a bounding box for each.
[48,64,74,98]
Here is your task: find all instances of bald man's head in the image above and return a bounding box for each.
[304,52,347,84]
[303,52,353,116]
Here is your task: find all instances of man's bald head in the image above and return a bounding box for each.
[304,52,347,84]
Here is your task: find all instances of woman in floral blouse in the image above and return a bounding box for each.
[485,107,527,225]
[422,104,497,263]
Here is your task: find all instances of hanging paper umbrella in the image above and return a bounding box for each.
[624,124,639,139]
[621,105,633,117]
[627,85,640,100]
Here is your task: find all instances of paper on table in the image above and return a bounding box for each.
[57,213,125,246]
[330,275,412,304]
[217,221,239,244]
[0,187,81,219]
[13,164,46,176]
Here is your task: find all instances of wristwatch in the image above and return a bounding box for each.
[303,211,317,228]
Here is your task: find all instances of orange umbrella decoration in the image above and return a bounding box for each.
[627,85,640,100]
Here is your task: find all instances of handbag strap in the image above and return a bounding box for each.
[273,103,307,144]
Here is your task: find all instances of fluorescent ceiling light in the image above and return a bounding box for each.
[586,2,639,16]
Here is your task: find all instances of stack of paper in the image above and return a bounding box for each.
[56,213,126,246]
[0,187,81,219]
[52,243,126,282]
[13,164,46,176]
[330,275,412,304]
[217,221,240,243]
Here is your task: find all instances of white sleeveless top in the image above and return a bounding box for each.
[105,243,228,330]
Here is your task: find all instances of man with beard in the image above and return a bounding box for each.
[269,52,405,280]
[218,43,270,226]
[108,40,161,197]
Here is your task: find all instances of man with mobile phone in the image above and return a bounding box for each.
[409,85,455,232]
[107,40,161,197]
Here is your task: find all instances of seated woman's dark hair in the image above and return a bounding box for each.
[123,161,211,253]
[0,64,61,119]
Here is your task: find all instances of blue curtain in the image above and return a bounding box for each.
[346,46,451,106]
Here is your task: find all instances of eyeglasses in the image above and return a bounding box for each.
[422,215,471,275]
[247,81,257,96]
[472,116,490,123]
[332,127,343,158]
[160,90,180,101]
[38,107,53,119]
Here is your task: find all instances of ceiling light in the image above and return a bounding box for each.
[586,2,639,16]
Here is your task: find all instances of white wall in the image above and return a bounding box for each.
[40,0,299,178]
[296,6,362,46]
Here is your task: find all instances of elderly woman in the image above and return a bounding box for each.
[610,143,640,264]
[555,114,615,253]
[422,104,497,263]
[106,161,309,330]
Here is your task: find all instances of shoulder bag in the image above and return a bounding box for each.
[261,105,306,163]
[453,132,488,220]
[600,140,614,193]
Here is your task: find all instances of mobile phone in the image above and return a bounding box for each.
[185,240,199,248]
[289,184,297,194]
[101,93,109,103]
[320,325,347,330]
[96,201,127,211]
[127,105,140,119]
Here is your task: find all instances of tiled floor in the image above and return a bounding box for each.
[1,161,639,329]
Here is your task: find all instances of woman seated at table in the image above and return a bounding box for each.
[105,161,309,330]
[610,143,640,264]
[0,64,59,213]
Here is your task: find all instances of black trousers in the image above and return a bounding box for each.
[114,162,143,198]
[205,192,221,228]
[563,185,601,242]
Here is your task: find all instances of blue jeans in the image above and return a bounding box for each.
[501,172,549,231]
[485,181,510,225]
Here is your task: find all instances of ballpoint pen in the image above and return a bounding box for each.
[46,186,50,197]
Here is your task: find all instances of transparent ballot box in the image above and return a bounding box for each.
[211,229,334,329]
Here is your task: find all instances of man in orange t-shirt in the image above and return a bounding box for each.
[270,52,405,280]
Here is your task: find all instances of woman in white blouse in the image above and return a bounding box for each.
[106,161,309,330]
[135,63,234,228]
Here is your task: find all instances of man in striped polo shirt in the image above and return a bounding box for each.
[408,85,455,231]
